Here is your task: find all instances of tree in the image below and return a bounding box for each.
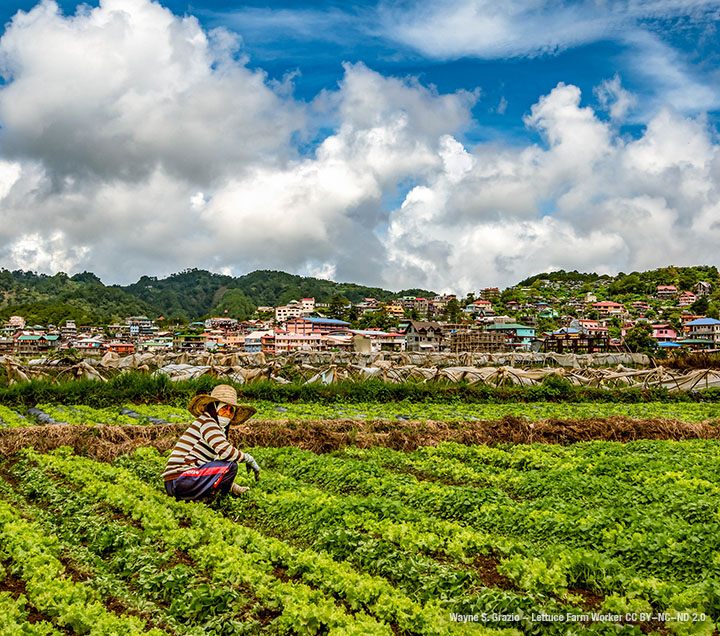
[354,306,397,331]
[500,288,523,304]
[328,295,351,320]
[677,269,698,291]
[442,298,463,323]
[690,296,710,315]
[624,323,655,353]
[212,289,256,320]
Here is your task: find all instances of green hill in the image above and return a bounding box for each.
[0,267,436,323]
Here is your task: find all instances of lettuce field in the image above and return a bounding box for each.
[1,402,719,635]
[2,400,720,428]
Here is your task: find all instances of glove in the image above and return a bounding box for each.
[243,453,260,481]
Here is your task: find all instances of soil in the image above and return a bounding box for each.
[0,562,73,632]
[0,416,718,460]
[471,553,514,590]
[567,587,604,610]
[104,595,164,629]
[271,565,292,583]
[58,553,90,583]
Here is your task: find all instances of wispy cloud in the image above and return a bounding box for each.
[620,29,720,116]
[198,5,374,47]
[200,0,720,118]
[380,0,720,60]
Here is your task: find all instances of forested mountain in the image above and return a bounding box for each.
[2,264,716,324]
[0,270,154,325]
[0,267,435,323]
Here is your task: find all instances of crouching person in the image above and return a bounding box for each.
[162,384,261,501]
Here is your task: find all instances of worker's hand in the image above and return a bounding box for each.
[243,453,260,481]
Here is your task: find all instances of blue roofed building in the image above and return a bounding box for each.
[683,318,720,347]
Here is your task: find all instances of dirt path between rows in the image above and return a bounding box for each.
[1,415,718,459]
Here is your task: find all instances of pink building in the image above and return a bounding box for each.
[274,332,325,353]
[590,301,625,318]
[678,292,696,307]
[657,285,677,299]
[652,324,677,342]
[285,317,350,335]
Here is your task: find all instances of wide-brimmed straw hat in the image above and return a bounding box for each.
[188,384,256,425]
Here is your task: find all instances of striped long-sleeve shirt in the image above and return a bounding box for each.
[162,414,245,481]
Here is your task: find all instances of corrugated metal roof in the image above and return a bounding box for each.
[291,317,350,325]
[686,318,720,326]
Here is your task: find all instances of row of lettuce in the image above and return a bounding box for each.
[2,373,720,407]
[1,400,720,428]
[2,439,719,634]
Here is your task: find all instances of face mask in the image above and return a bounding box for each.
[218,415,231,427]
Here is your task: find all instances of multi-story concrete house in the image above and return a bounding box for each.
[383,302,405,318]
[274,301,307,323]
[285,317,350,335]
[126,316,157,336]
[590,301,626,318]
[404,321,443,352]
[351,330,406,353]
[684,318,720,346]
[484,323,536,349]
[466,300,494,316]
[244,330,272,353]
[651,324,677,342]
[14,334,60,356]
[412,298,429,316]
[657,285,677,299]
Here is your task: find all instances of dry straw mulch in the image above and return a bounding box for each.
[1,416,718,461]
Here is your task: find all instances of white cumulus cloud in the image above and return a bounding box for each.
[383,82,720,292]
[0,0,718,296]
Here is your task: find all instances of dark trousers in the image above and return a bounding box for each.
[165,461,238,501]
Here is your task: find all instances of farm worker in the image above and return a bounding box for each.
[162,384,261,501]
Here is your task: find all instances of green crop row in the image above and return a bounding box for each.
[118,449,613,635]
[0,462,278,635]
[3,372,720,407]
[24,447,507,636]
[0,496,166,635]
[2,400,720,428]
[250,444,720,633]
[14,446,671,636]
[8,441,716,634]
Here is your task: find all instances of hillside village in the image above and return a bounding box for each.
[1,266,720,357]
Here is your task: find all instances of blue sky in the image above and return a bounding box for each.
[4,0,716,144]
[0,0,718,291]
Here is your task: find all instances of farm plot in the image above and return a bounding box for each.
[2,401,720,428]
[1,438,719,635]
